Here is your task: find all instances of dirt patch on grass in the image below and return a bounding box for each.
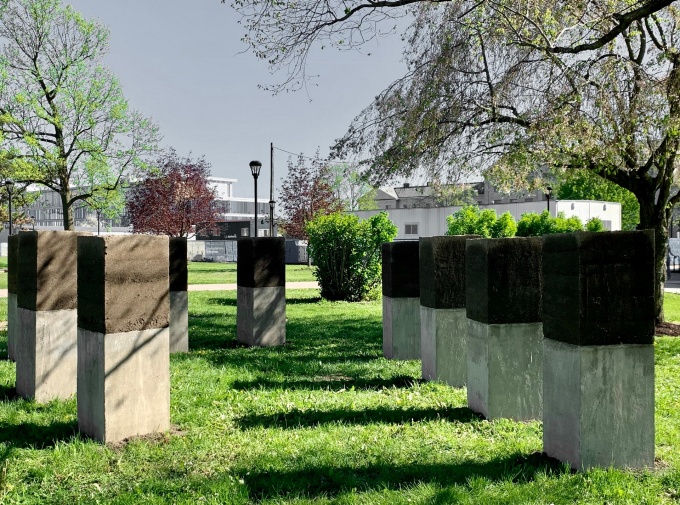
[656,322,680,337]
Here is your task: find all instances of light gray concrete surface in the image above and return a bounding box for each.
[7,293,16,361]
[169,290,189,353]
[383,296,421,360]
[467,319,543,421]
[237,286,286,346]
[16,307,78,402]
[543,338,655,470]
[421,307,467,387]
[78,326,170,444]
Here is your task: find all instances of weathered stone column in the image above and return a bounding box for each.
[542,231,655,471]
[169,237,188,353]
[466,237,543,421]
[7,234,19,361]
[382,241,420,360]
[16,231,82,401]
[77,235,170,444]
[420,236,478,386]
[237,237,286,347]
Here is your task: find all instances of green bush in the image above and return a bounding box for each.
[446,205,517,238]
[306,211,397,301]
[515,210,606,236]
[586,217,605,232]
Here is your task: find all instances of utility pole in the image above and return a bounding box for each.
[269,143,274,237]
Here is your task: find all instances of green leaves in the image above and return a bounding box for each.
[446,205,516,238]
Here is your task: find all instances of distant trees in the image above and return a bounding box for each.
[0,0,159,230]
[279,152,342,239]
[126,151,218,238]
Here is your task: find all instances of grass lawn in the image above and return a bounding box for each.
[188,261,315,285]
[0,292,675,503]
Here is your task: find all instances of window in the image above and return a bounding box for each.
[405,223,419,235]
[241,227,249,237]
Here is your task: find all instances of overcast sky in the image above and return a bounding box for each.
[64,0,408,197]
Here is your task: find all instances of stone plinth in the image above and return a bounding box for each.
[542,231,655,470]
[465,237,543,421]
[169,237,188,353]
[7,234,19,361]
[420,236,478,386]
[237,237,286,347]
[382,241,420,360]
[77,235,170,443]
[16,231,83,402]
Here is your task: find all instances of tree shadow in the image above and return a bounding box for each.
[241,452,565,501]
[237,405,482,429]
[0,419,77,449]
[230,374,421,392]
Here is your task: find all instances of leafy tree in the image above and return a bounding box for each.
[446,205,516,238]
[126,150,218,238]
[279,151,342,239]
[556,170,639,231]
[306,211,397,301]
[0,0,159,230]
[232,0,680,322]
[515,211,604,236]
[586,218,605,232]
[326,161,374,211]
[356,187,378,210]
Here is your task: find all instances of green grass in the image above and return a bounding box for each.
[664,293,680,322]
[0,292,676,503]
[188,261,315,285]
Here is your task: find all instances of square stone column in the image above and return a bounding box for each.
[169,237,188,353]
[465,237,543,421]
[542,231,655,471]
[77,235,170,444]
[237,237,286,347]
[382,241,420,360]
[16,231,84,402]
[7,234,19,361]
[420,235,479,386]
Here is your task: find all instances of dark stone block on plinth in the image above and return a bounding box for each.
[466,237,543,324]
[18,231,82,312]
[382,241,420,298]
[77,235,170,334]
[7,234,19,295]
[542,231,654,346]
[169,237,188,292]
[237,237,285,288]
[420,236,479,309]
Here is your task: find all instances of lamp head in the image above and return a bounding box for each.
[249,160,262,178]
[4,180,14,193]
[269,199,275,210]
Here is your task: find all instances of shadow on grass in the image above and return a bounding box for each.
[0,420,77,449]
[230,374,420,392]
[237,405,481,429]
[204,296,323,308]
[240,452,565,501]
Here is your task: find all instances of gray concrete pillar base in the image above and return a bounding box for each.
[78,327,171,444]
[543,338,654,471]
[421,307,467,387]
[7,293,17,361]
[16,307,78,402]
[466,319,543,421]
[383,296,420,360]
[169,290,189,353]
[237,286,286,346]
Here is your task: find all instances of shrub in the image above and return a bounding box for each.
[586,217,605,232]
[446,205,517,238]
[307,211,398,301]
[516,210,606,236]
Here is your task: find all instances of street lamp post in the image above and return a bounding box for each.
[269,200,275,236]
[545,186,553,213]
[4,180,14,236]
[249,160,262,237]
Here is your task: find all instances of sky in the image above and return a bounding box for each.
[64,0,409,198]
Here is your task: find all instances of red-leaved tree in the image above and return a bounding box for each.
[279,151,343,239]
[126,150,218,237]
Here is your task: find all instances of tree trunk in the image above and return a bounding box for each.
[638,195,668,325]
[61,187,74,231]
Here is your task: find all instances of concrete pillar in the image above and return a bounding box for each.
[169,237,189,353]
[77,235,170,444]
[542,231,655,471]
[237,237,286,346]
[382,241,420,360]
[7,234,19,361]
[420,236,478,386]
[465,237,543,421]
[16,231,83,401]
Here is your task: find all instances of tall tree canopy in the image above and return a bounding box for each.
[233,0,680,323]
[0,0,159,230]
[126,150,218,238]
